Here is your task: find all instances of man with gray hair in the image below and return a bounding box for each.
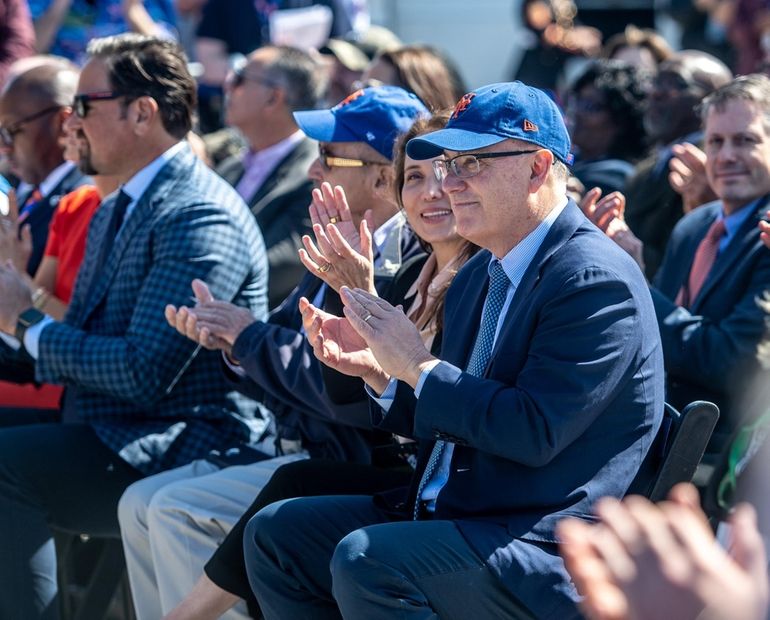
[604,73,770,455]
[217,45,327,308]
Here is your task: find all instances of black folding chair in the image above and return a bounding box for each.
[627,400,720,502]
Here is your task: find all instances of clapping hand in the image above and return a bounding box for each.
[669,143,716,214]
[580,188,645,272]
[298,182,376,294]
[339,287,436,389]
[0,260,33,335]
[0,190,32,274]
[165,279,255,356]
[299,295,389,393]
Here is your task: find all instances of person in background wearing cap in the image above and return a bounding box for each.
[244,81,664,619]
[116,85,426,620]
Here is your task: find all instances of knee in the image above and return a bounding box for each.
[330,529,376,600]
[117,478,156,535]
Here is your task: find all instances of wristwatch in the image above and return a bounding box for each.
[15,307,46,345]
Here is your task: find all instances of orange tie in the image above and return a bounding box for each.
[676,218,726,308]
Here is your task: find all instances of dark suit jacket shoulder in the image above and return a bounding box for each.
[651,198,770,451]
[379,201,664,604]
[34,145,271,475]
[217,137,317,309]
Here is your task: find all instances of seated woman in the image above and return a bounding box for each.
[0,129,117,413]
[163,110,478,620]
[566,59,650,196]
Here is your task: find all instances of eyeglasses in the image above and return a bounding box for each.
[433,150,539,181]
[0,105,62,146]
[72,91,127,118]
[318,146,384,169]
[226,66,280,90]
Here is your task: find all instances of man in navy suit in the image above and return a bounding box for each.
[596,74,770,456]
[0,34,271,619]
[244,82,664,619]
[0,57,89,276]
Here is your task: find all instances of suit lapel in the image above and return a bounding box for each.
[249,138,315,214]
[486,201,584,374]
[692,199,765,310]
[76,148,194,326]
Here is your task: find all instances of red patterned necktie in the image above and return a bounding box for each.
[675,218,726,308]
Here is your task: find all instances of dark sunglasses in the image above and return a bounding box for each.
[73,91,127,118]
[0,105,62,146]
[227,65,280,90]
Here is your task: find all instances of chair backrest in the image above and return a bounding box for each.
[626,400,720,502]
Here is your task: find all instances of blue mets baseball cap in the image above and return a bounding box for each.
[406,81,573,165]
[293,86,429,161]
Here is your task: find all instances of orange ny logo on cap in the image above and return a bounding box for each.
[523,119,538,132]
[334,89,365,110]
[451,92,476,119]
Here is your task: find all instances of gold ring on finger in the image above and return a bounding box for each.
[363,313,373,323]
[329,216,339,224]
[318,262,332,273]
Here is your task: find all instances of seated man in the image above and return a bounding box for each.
[245,81,664,619]
[0,34,271,619]
[591,74,770,455]
[117,86,427,620]
[216,44,326,308]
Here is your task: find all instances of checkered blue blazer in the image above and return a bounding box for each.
[35,144,271,475]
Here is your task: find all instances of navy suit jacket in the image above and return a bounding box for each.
[651,198,770,452]
[34,145,271,475]
[227,215,424,464]
[21,163,90,276]
[216,137,317,309]
[378,201,664,614]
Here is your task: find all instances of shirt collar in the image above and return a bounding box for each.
[242,130,304,167]
[121,141,187,203]
[372,210,404,255]
[721,196,762,239]
[492,196,568,288]
[37,161,77,198]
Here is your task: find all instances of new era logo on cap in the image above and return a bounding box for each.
[523,119,538,132]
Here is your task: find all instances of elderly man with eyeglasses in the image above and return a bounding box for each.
[246,82,665,620]
[0,56,88,276]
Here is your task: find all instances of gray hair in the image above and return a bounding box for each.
[263,46,328,112]
[700,74,770,130]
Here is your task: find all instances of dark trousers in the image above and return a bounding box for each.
[0,423,143,620]
[244,495,540,620]
[0,406,60,427]
[204,458,414,616]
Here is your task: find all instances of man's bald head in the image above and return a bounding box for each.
[0,57,79,184]
[2,58,79,108]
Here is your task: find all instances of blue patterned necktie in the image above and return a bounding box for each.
[413,260,510,519]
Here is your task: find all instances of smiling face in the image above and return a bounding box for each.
[704,99,770,215]
[440,139,541,257]
[400,154,459,247]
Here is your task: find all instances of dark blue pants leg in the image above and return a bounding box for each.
[244,495,547,620]
[0,423,143,620]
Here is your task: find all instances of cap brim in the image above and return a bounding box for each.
[293,109,360,144]
[406,128,507,160]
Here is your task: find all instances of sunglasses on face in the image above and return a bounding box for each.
[0,105,62,146]
[72,91,127,118]
[226,66,280,90]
